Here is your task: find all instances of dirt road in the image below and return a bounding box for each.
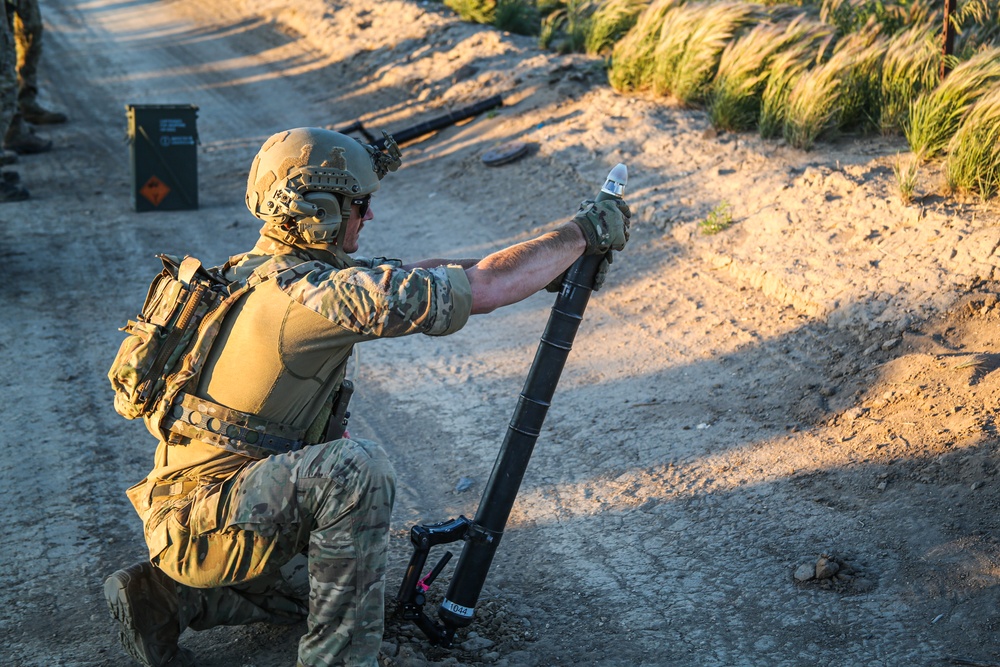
[2,0,1000,666]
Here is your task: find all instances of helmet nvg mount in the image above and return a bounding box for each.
[246,127,401,246]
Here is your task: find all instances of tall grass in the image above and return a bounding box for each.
[759,32,833,138]
[648,3,698,95]
[819,0,935,36]
[907,46,1000,159]
[650,1,762,106]
[946,84,1000,199]
[586,0,649,55]
[955,0,1000,58]
[608,0,684,92]
[709,15,829,132]
[783,23,885,149]
[880,23,940,135]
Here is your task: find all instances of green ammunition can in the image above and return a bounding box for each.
[126,104,199,212]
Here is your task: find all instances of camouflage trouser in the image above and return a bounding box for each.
[0,2,15,135]
[8,0,41,103]
[148,438,396,667]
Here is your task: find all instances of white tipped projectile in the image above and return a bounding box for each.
[600,163,628,199]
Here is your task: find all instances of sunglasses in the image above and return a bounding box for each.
[351,194,372,217]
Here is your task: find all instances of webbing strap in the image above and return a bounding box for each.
[162,392,306,459]
[149,479,199,500]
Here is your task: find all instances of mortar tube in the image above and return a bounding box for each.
[437,165,627,631]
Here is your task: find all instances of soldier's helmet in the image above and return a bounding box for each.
[246,127,400,245]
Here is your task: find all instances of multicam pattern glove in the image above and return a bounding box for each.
[571,198,631,255]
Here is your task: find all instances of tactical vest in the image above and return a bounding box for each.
[108,254,330,459]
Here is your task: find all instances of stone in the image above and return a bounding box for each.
[815,557,840,580]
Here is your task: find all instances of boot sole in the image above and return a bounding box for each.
[104,569,193,667]
[105,570,154,666]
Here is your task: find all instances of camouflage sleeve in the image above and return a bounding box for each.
[353,256,404,269]
[275,263,472,338]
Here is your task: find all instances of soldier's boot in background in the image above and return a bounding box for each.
[1,149,17,165]
[0,170,28,201]
[4,114,51,154]
[21,98,66,125]
[104,561,194,667]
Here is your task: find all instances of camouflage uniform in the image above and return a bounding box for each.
[125,235,472,666]
[8,0,39,107]
[0,1,15,138]
[2,0,56,154]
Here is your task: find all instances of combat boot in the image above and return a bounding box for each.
[4,116,52,155]
[0,149,17,165]
[104,561,194,666]
[21,99,67,125]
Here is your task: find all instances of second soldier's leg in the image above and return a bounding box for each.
[0,2,26,199]
[12,0,64,123]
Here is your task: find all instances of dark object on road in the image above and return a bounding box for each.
[337,95,503,150]
[481,141,528,167]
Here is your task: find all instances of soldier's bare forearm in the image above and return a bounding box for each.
[466,222,585,314]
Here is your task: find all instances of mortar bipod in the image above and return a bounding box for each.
[396,516,472,646]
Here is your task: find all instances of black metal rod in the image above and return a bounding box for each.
[337,96,504,149]
[377,95,503,148]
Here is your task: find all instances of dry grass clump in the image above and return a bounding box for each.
[578,0,1000,179]
[586,0,649,55]
[892,153,920,203]
[945,85,1000,199]
[906,46,1000,160]
[608,0,683,91]
[758,32,832,139]
[709,15,829,132]
[879,23,940,135]
[650,1,763,106]
[782,23,885,149]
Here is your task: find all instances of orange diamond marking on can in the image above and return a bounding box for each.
[140,175,171,206]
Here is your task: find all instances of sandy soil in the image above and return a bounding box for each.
[2,0,1000,665]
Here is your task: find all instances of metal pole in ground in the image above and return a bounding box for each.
[941,0,957,79]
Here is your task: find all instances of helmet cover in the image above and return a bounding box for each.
[246,128,399,241]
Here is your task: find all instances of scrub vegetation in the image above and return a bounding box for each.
[438,0,1000,201]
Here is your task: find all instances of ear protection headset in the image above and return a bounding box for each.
[296,192,348,244]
